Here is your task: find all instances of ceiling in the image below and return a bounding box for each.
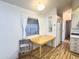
[57,0,72,16]
[1,0,71,14]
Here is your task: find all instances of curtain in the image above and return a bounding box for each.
[25,18,39,36]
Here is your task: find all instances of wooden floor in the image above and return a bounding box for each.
[21,40,79,59]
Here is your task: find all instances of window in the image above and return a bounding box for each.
[25,18,39,36]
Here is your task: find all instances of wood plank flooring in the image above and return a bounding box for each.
[44,45,79,59]
[21,40,79,59]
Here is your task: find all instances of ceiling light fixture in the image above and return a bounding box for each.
[37,3,45,11]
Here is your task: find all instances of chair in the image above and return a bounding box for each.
[19,39,33,59]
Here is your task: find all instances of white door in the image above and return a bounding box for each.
[56,20,62,46]
[62,20,66,42]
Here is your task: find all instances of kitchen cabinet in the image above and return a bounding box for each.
[70,35,79,53]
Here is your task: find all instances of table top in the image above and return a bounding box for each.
[30,35,55,45]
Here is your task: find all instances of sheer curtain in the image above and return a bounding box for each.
[25,18,39,36]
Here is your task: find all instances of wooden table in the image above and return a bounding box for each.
[30,35,55,58]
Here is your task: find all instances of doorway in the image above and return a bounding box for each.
[61,20,72,48]
[62,20,72,42]
[65,20,71,40]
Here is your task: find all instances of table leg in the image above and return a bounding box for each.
[51,40,53,46]
[40,45,42,58]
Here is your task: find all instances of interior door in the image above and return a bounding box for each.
[62,20,66,42]
[56,19,62,46]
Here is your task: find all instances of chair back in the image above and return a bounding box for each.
[19,39,33,55]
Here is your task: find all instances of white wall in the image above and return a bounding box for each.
[0,1,39,59]
[40,9,58,47]
[63,9,72,20]
[0,1,59,59]
[40,9,57,36]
